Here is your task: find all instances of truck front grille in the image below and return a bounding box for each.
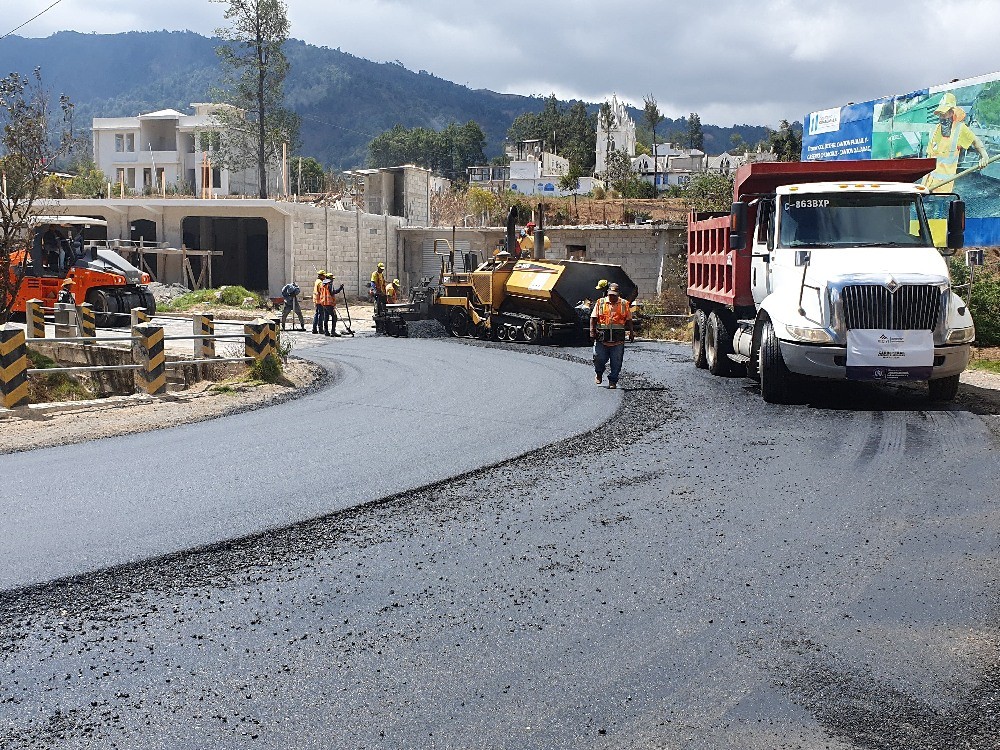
[842,284,941,330]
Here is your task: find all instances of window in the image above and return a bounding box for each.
[212,168,222,188]
[116,168,125,185]
[115,134,124,152]
[127,168,136,188]
[125,133,135,152]
[566,244,587,260]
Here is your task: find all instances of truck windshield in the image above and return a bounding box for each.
[778,193,933,249]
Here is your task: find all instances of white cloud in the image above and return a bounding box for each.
[6,0,1000,128]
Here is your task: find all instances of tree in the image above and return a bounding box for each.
[688,112,704,152]
[683,172,734,213]
[505,97,596,175]
[291,155,325,194]
[67,158,107,197]
[643,95,664,193]
[0,69,73,322]
[211,0,299,198]
[557,163,583,193]
[367,121,485,182]
[767,120,802,162]
[465,185,501,225]
[598,101,615,170]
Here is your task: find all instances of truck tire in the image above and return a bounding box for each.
[706,311,734,376]
[928,374,960,402]
[692,309,708,369]
[758,319,794,404]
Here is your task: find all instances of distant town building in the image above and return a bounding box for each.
[467,139,601,197]
[704,145,779,174]
[343,165,448,226]
[92,103,270,197]
[633,143,707,189]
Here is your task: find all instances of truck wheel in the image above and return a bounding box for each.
[692,309,708,369]
[521,319,540,344]
[928,374,960,402]
[448,308,471,338]
[759,319,794,404]
[706,312,734,376]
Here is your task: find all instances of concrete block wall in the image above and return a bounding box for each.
[284,203,404,300]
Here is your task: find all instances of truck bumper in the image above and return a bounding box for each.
[778,341,971,380]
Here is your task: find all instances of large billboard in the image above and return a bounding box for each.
[803,72,1000,245]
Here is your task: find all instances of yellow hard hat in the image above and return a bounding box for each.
[377,262,385,270]
[392,278,399,285]
[596,279,609,290]
[318,269,326,276]
[61,277,75,286]
[934,92,959,115]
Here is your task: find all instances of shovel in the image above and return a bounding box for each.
[339,288,355,336]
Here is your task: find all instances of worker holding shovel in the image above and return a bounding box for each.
[923,92,989,193]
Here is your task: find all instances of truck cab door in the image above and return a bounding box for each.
[751,198,775,306]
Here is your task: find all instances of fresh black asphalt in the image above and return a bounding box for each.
[1,338,998,749]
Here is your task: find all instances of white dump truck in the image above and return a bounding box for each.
[688,158,977,403]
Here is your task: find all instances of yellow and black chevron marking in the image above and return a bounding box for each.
[245,321,269,361]
[0,326,29,409]
[196,314,215,358]
[26,299,45,339]
[135,324,166,395]
[77,303,97,338]
[266,319,279,357]
[132,307,150,326]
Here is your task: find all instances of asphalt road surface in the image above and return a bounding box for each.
[1,338,998,749]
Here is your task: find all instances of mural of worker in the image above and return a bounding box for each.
[923,92,990,193]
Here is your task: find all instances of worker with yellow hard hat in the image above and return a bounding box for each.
[923,91,989,193]
[385,278,400,305]
[370,262,388,315]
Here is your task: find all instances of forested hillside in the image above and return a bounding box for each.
[0,30,773,170]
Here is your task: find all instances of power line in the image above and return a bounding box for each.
[1,0,67,41]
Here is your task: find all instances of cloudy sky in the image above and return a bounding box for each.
[6,0,1000,127]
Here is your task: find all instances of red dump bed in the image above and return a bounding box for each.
[686,158,936,308]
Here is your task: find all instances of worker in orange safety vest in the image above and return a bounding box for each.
[590,282,634,389]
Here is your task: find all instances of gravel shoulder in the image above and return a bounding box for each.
[0,358,329,456]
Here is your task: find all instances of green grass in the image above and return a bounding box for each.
[27,349,94,402]
[969,358,1000,375]
[159,286,265,312]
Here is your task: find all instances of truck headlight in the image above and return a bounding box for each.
[946,326,975,344]
[785,324,834,344]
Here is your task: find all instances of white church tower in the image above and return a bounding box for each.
[595,94,637,175]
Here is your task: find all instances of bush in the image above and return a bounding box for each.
[248,352,283,383]
[950,258,1000,346]
[159,286,265,312]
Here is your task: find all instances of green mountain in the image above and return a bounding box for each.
[0,30,772,169]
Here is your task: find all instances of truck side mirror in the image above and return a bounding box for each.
[730,202,747,250]
[794,250,812,267]
[947,199,966,250]
[966,248,984,267]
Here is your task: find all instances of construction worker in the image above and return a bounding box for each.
[312,269,328,334]
[56,277,76,305]
[386,278,400,305]
[923,92,989,193]
[370,262,387,315]
[280,279,305,331]
[324,272,344,336]
[590,282,634,389]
